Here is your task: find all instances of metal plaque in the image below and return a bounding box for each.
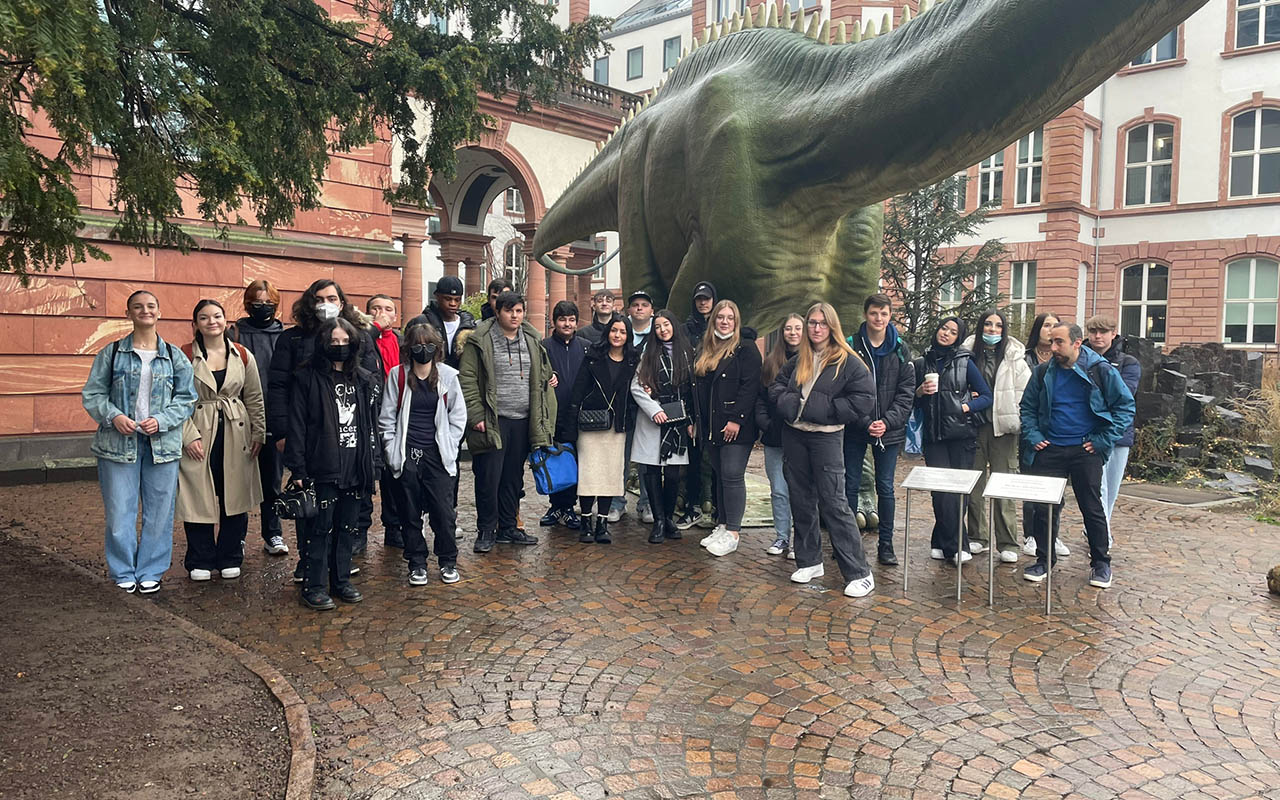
[983,472,1067,504]
[900,466,982,494]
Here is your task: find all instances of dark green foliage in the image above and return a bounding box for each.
[879,174,1008,351]
[0,0,609,282]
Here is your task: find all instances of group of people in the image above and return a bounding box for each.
[80,273,1136,608]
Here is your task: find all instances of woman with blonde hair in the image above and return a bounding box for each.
[769,302,877,598]
[693,299,761,557]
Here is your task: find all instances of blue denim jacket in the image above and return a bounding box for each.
[81,334,197,464]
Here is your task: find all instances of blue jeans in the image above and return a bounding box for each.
[763,445,791,541]
[1100,445,1130,523]
[843,437,900,545]
[98,436,180,584]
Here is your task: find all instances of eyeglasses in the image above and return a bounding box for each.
[806,320,829,328]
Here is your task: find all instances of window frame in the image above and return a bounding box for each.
[1015,129,1043,207]
[662,36,681,71]
[428,11,448,34]
[978,151,1004,206]
[1227,107,1280,199]
[1129,27,1180,67]
[1223,257,1280,345]
[593,56,609,85]
[1234,0,1280,50]
[1122,120,1176,207]
[626,46,644,81]
[504,188,524,215]
[1010,261,1037,328]
[1119,262,1170,343]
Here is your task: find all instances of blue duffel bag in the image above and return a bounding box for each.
[528,443,578,495]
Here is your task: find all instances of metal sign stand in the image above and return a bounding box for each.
[900,466,982,603]
[982,473,1068,614]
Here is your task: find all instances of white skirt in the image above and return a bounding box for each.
[576,429,626,496]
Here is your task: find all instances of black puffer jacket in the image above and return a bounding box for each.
[404,304,476,369]
[770,351,876,430]
[235,316,284,433]
[284,364,381,491]
[694,330,761,446]
[755,348,797,448]
[848,328,916,446]
[267,325,379,440]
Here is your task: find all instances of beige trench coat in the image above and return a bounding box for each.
[177,344,266,523]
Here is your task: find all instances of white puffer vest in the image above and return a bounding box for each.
[963,335,1032,437]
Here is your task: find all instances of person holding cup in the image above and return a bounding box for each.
[912,317,993,565]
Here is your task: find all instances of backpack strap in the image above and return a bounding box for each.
[180,343,195,361]
[395,365,407,413]
[233,342,249,367]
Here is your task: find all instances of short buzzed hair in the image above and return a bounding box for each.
[1084,314,1117,333]
[1052,322,1084,343]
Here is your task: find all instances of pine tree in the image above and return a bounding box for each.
[880,174,1009,350]
[0,0,609,281]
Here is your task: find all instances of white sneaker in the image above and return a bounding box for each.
[999,550,1020,563]
[640,507,655,524]
[1054,538,1070,557]
[790,564,825,583]
[220,567,241,580]
[139,580,161,594]
[116,581,137,593]
[844,574,875,598]
[786,547,796,560]
[700,524,727,547]
[1022,537,1037,556]
[189,569,212,581]
[706,533,739,557]
[606,507,622,523]
[968,541,987,554]
[930,548,945,560]
[954,551,972,565]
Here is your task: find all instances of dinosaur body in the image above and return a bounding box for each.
[533,0,1209,329]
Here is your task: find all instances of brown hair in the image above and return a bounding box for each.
[243,279,281,312]
[1085,313,1118,332]
[694,300,742,376]
[793,302,860,387]
[761,314,804,386]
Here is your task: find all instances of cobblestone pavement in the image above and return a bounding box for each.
[3,458,1280,800]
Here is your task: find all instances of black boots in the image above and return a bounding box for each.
[594,514,611,544]
[579,513,595,543]
[643,470,666,544]
[877,541,898,566]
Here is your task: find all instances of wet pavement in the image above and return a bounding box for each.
[3,458,1280,800]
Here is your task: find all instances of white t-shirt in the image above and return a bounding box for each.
[134,348,158,421]
[443,317,461,351]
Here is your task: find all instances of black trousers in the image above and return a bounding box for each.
[923,437,977,558]
[183,419,248,570]
[397,445,459,569]
[472,416,530,535]
[258,435,284,543]
[304,483,359,594]
[379,470,406,537]
[712,443,751,530]
[1027,444,1110,568]
[782,427,871,582]
[549,485,578,513]
[640,464,680,523]
[682,440,705,512]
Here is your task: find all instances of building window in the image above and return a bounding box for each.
[715,0,746,22]
[428,12,448,34]
[1011,261,1036,327]
[980,263,999,301]
[626,47,643,80]
[504,241,525,284]
[946,173,967,211]
[1229,108,1280,198]
[1015,129,1043,206]
[1224,257,1279,343]
[1130,28,1178,65]
[939,279,963,310]
[663,36,681,71]
[504,188,524,215]
[1236,0,1280,49]
[978,152,1003,206]
[1120,263,1169,342]
[1124,121,1175,206]
[593,56,608,84]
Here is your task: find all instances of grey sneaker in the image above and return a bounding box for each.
[264,535,289,555]
[408,568,429,586]
[440,565,460,584]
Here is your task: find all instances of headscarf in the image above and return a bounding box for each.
[927,316,967,365]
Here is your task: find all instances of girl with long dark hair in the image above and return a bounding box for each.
[694,300,761,558]
[630,310,695,544]
[177,299,267,582]
[756,313,804,558]
[963,309,1031,563]
[913,316,993,563]
[284,317,382,610]
[567,316,639,543]
[769,302,877,598]
[379,323,468,586]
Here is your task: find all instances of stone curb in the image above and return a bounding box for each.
[27,547,315,800]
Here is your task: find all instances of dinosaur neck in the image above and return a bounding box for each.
[795,0,1208,205]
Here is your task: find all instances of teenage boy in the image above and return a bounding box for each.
[480,277,514,320]
[1020,323,1134,589]
[677,281,717,529]
[609,290,654,522]
[844,294,916,565]
[542,301,588,530]
[684,281,717,342]
[627,291,654,347]
[366,295,407,548]
[577,289,618,345]
[460,292,558,553]
[1083,314,1141,539]
[406,275,476,369]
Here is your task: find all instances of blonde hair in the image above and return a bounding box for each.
[694,299,742,376]
[793,302,860,386]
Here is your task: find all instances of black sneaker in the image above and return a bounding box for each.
[539,509,561,527]
[440,565,460,584]
[674,510,702,530]
[496,528,539,545]
[301,590,335,610]
[474,530,496,553]
[562,510,582,530]
[1023,563,1048,583]
[877,542,898,566]
[1089,564,1113,588]
[408,567,429,586]
[333,584,363,603]
[292,563,305,584]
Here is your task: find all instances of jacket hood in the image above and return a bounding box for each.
[236,316,285,333]
[741,326,758,341]
[856,322,901,357]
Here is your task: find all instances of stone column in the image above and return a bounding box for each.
[432,231,493,297]
[400,234,425,318]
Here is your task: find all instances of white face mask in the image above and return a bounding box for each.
[317,302,340,320]
[713,329,733,340]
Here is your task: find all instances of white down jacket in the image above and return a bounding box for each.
[962,335,1032,437]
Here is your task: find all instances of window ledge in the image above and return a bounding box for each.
[1222,41,1280,59]
[1117,58,1187,76]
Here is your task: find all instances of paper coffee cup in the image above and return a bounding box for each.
[924,372,939,388]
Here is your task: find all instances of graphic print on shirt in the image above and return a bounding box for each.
[335,382,357,448]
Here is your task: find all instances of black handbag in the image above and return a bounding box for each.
[274,482,318,520]
[659,399,690,425]
[577,375,614,432]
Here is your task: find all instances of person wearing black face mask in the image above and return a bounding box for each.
[284,318,382,610]
[237,280,290,556]
[379,323,468,587]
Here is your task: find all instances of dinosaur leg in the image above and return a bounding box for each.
[859,450,877,529]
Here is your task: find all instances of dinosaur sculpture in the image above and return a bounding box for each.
[532,0,1209,329]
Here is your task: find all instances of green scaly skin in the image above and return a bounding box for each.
[532,0,1209,329]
